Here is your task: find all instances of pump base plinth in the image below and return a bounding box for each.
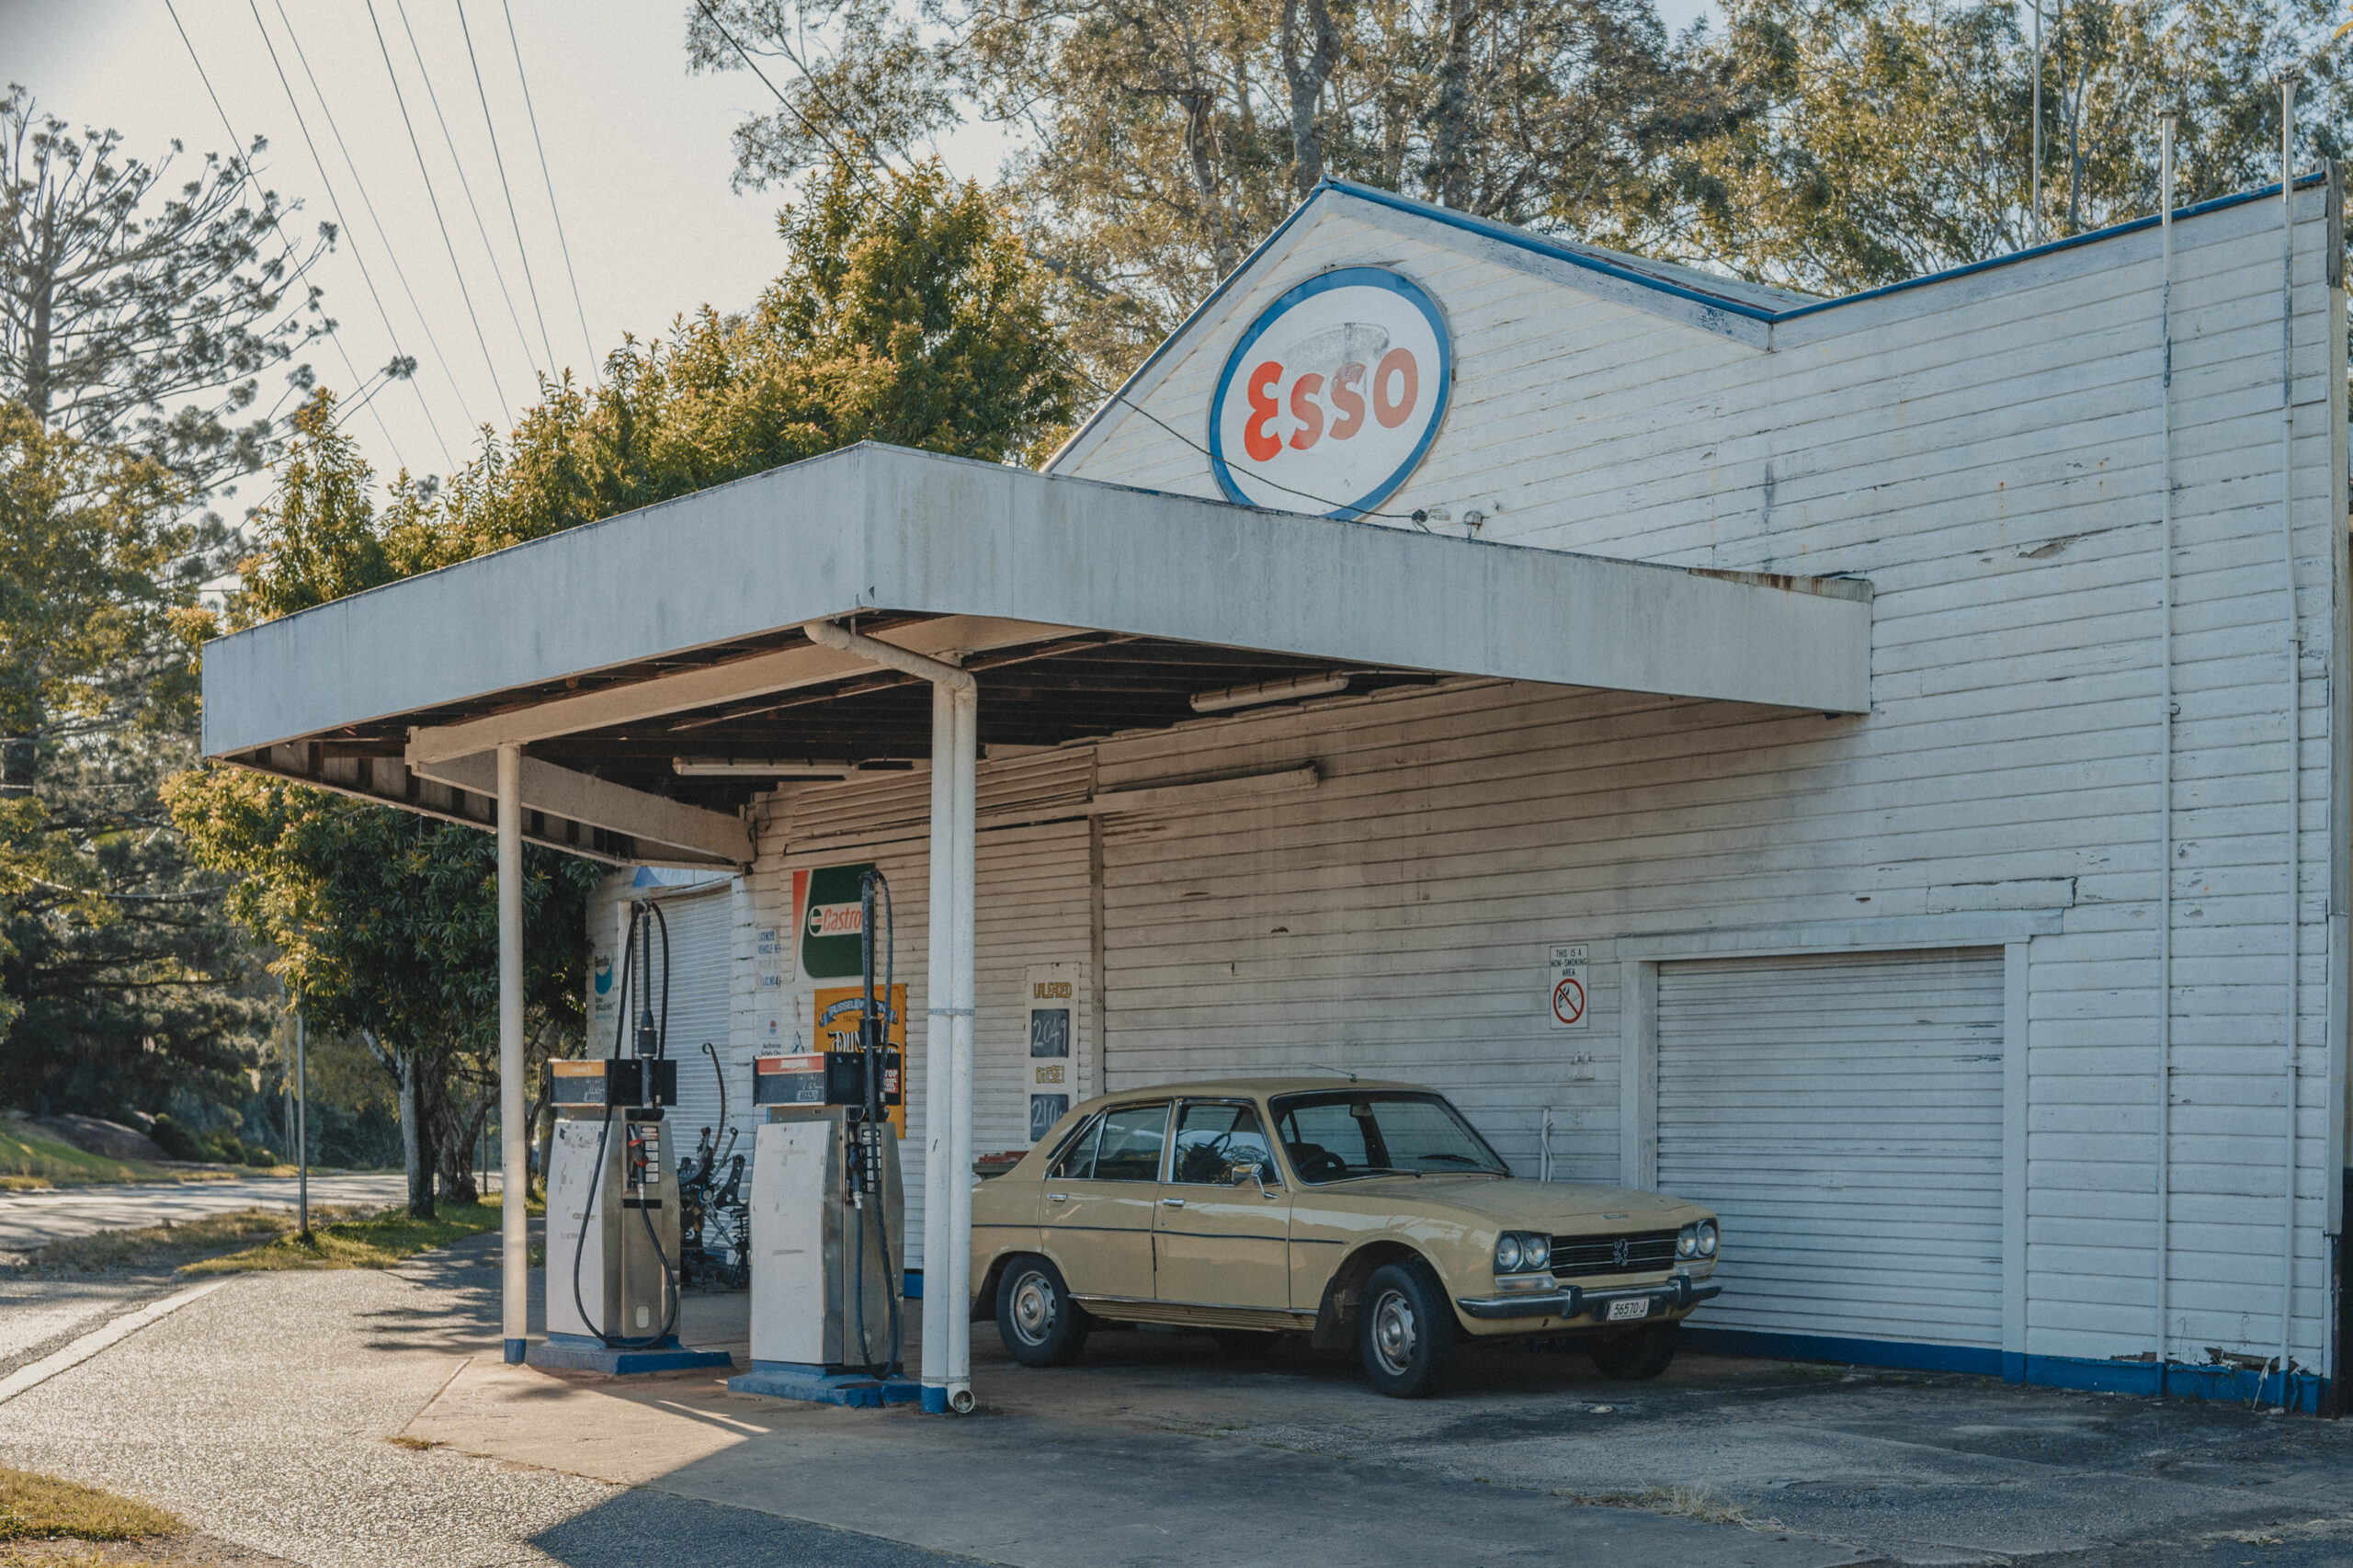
[527,1333,733,1376]
[727,1360,921,1407]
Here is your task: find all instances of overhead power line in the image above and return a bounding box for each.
[453,0,558,376]
[160,0,411,480]
[391,0,546,385]
[270,0,486,441]
[498,0,597,381]
[365,0,517,412]
[241,0,458,472]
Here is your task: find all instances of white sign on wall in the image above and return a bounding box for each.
[1209,267,1451,520]
[1546,945,1589,1031]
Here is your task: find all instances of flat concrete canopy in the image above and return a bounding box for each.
[201,442,1871,867]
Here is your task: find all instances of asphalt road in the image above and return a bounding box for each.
[0,1172,420,1253]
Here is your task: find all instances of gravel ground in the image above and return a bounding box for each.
[0,1176,416,1256]
[0,1238,974,1568]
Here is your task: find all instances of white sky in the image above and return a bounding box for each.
[3,0,1714,507]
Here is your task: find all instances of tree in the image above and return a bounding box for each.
[0,403,264,1113]
[171,158,1070,1210]
[690,0,1733,369]
[1636,0,2346,294]
[1,86,329,499]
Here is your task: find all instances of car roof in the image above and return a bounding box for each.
[1080,1077,1434,1104]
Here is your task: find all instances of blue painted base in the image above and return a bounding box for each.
[727,1361,922,1408]
[1681,1327,2329,1414]
[920,1384,947,1414]
[503,1336,528,1365]
[526,1333,733,1376]
[902,1269,923,1301]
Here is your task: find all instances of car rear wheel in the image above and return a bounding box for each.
[1357,1260,1457,1398]
[996,1256,1089,1367]
[1587,1321,1679,1381]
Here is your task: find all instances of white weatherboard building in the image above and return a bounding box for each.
[204,169,2347,1408]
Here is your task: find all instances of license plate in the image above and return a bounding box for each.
[1605,1297,1652,1322]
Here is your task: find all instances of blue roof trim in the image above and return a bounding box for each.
[1772,168,2329,321]
[1321,178,1781,322]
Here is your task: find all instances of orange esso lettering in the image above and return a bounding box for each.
[1288,372,1325,450]
[1373,348,1418,428]
[1243,360,1284,462]
[1327,362,1367,440]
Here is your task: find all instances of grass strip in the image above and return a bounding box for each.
[181,1196,515,1274]
[0,1469,182,1543]
[0,1124,197,1192]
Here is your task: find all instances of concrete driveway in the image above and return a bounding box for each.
[0,1171,419,1253]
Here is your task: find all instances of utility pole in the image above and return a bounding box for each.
[295,1008,310,1240]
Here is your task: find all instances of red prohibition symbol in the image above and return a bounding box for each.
[1552,977,1586,1027]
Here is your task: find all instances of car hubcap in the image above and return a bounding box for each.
[1012,1271,1055,1344]
[1370,1288,1416,1375]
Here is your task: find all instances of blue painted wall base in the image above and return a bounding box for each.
[728,1361,921,1408]
[503,1337,527,1365]
[526,1333,733,1376]
[1680,1327,2329,1413]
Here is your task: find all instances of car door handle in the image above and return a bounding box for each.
[1048,1193,1068,1203]
[1161,1197,1186,1208]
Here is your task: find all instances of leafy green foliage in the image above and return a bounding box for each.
[1635,0,2346,293]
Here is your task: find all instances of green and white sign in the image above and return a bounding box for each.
[800,862,874,979]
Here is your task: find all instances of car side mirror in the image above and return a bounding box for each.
[1229,1160,1278,1197]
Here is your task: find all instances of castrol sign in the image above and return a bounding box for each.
[1209,267,1450,520]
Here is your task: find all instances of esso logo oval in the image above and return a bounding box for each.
[1209,267,1450,520]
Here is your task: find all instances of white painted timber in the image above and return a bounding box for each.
[413,752,751,864]
[199,445,1873,763]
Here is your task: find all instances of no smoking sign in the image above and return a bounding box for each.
[1546,945,1590,1031]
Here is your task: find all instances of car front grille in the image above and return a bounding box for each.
[1550,1228,1678,1278]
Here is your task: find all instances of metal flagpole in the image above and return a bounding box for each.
[296,1007,310,1239]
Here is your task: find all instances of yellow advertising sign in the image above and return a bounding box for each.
[813,983,908,1137]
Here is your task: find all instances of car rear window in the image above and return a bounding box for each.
[1060,1102,1168,1182]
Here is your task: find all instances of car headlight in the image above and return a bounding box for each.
[1493,1232,1550,1274]
[1677,1224,1698,1257]
[1697,1220,1718,1257]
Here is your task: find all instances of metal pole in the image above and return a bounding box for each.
[296,1008,310,1239]
[2272,74,2301,1408]
[2030,0,2043,244]
[497,744,529,1364]
[2154,109,2175,1378]
[921,680,956,1411]
[945,679,978,1413]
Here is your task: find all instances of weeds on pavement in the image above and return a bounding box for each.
[181,1197,514,1274]
[0,1468,182,1544]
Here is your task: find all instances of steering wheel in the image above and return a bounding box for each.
[1289,1143,1347,1182]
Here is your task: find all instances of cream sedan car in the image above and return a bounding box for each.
[970,1078,1722,1396]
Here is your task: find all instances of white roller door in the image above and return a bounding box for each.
[650,890,745,1170]
[1655,947,2004,1351]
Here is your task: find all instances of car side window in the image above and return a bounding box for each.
[1089,1103,1170,1182]
[1048,1113,1103,1179]
[1278,1101,1372,1176]
[1170,1102,1274,1185]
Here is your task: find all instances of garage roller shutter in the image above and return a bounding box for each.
[1655,947,2003,1350]
[650,891,743,1169]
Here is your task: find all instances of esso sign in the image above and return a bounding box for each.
[1209,267,1450,520]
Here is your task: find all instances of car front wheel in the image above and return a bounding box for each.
[1357,1260,1457,1398]
[1587,1321,1679,1381]
[995,1256,1090,1367]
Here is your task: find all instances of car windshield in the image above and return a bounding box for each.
[1269,1091,1510,1184]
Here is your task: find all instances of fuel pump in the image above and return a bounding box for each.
[729,869,917,1406]
[529,899,732,1375]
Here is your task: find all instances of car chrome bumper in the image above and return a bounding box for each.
[1455,1276,1722,1322]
